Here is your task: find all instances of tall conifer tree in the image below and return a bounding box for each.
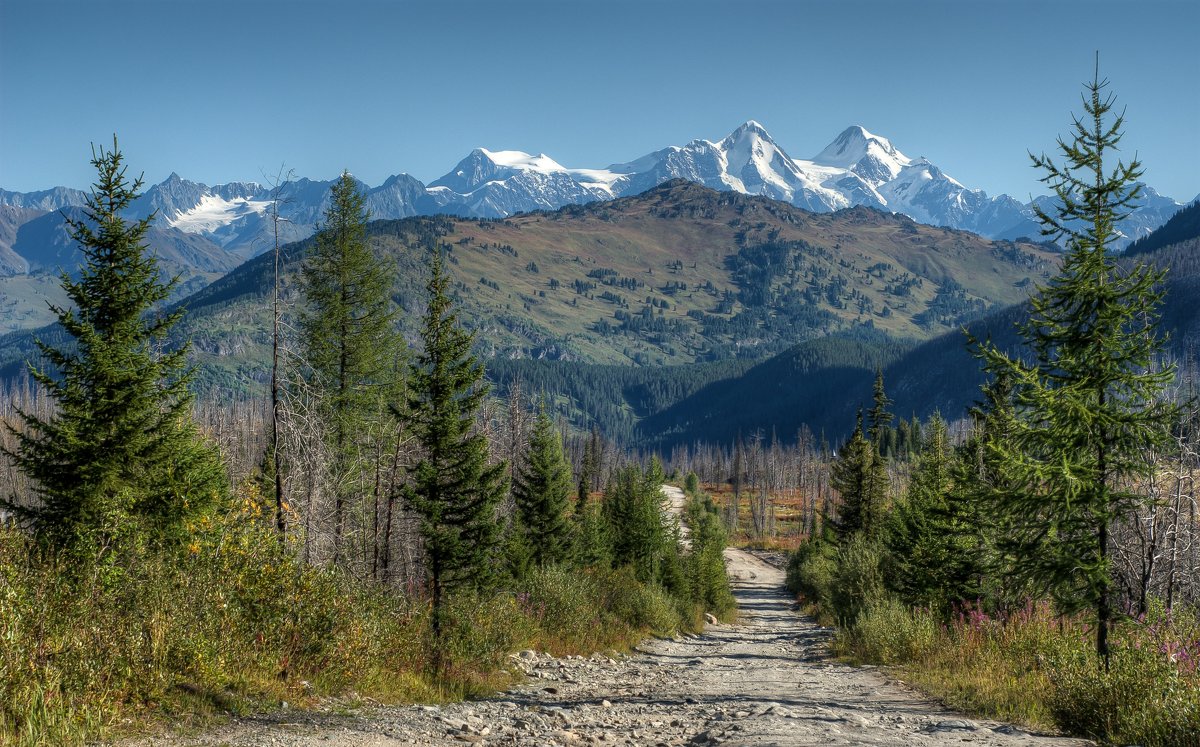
[885,414,980,612]
[405,250,505,665]
[975,61,1175,664]
[4,139,226,552]
[299,171,400,564]
[953,371,1027,612]
[512,405,573,568]
[867,369,894,457]
[830,411,887,541]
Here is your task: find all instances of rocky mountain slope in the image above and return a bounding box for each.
[0,182,1062,399]
[2,122,1183,271]
[0,205,240,334]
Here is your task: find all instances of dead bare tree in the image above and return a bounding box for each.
[265,165,295,540]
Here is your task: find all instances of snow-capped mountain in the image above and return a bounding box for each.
[607,120,853,213]
[411,121,1131,243]
[425,149,617,217]
[1,121,1187,262]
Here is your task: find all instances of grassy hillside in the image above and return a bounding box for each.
[409,181,1057,362]
[99,181,1055,393]
[0,181,1063,445]
[0,273,70,334]
[662,227,1200,447]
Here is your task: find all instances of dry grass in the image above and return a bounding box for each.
[839,599,1200,745]
[0,487,700,747]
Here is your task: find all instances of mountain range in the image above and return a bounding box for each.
[1,121,1188,269]
[2,183,1196,447]
[0,181,1063,392]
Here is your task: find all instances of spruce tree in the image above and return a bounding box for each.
[511,405,573,569]
[975,62,1176,664]
[3,139,226,553]
[405,249,505,663]
[577,428,596,513]
[830,410,887,542]
[866,369,894,457]
[604,462,668,584]
[299,171,400,565]
[953,371,1027,612]
[885,414,980,612]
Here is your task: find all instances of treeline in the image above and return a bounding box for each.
[485,357,754,444]
[0,146,731,745]
[642,333,914,448]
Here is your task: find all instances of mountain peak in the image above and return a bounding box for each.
[736,119,769,133]
[721,120,776,146]
[476,148,566,173]
[812,125,903,166]
[810,125,910,188]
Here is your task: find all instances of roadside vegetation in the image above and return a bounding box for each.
[0,142,731,746]
[786,68,1200,746]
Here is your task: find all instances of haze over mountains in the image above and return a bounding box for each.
[1,121,1188,267]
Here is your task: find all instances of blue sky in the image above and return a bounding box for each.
[2,0,1197,202]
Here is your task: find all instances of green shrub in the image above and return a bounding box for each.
[1046,609,1200,747]
[830,534,886,625]
[836,596,938,664]
[521,565,615,652]
[443,592,535,688]
[600,566,683,635]
[786,537,838,618]
[0,472,711,745]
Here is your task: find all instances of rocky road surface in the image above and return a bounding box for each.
[130,546,1090,747]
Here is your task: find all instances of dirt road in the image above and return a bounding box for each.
[134,548,1089,746]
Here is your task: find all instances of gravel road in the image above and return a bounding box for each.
[128,546,1090,747]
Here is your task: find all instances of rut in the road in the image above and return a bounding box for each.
[128,549,1090,747]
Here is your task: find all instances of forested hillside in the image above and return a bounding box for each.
[662,201,1200,446]
[0,181,1058,393]
[1124,199,1200,257]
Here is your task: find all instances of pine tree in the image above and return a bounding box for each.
[685,496,735,615]
[511,405,573,569]
[299,171,400,565]
[572,498,611,568]
[830,410,887,542]
[867,369,894,457]
[577,428,596,513]
[885,414,980,612]
[405,249,506,665]
[953,371,1027,612]
[604,462,668,584]
[975,61,1176,664]
[3,138,226,553]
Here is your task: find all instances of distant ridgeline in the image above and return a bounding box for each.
[0,180,1131,448]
